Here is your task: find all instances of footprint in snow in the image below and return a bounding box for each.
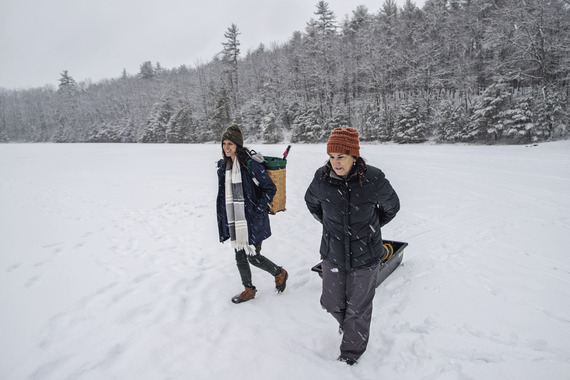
[7,263,20,272]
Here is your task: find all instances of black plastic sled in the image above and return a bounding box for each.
[310,240,408,287]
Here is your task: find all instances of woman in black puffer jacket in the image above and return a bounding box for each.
[304,127,400,365]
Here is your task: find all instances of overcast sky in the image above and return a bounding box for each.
[1,0,424,90]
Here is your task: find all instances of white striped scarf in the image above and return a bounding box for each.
[225,158,256,255]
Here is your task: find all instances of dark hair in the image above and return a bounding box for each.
[221,144,251,167]
[322,156,367,186]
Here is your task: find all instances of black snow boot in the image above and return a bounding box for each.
[337,356,357,366]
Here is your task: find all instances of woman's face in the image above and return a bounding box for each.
[329,152,356,179]
[223,140,237,160]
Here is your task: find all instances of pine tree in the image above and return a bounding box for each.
[534,86,568,141]
[327,111,349,130]
[154,62,164,77]
[503,96,534,143]
[261,113,283,143]
[0,129,9,142]
[360,104,379,141]
[87,122,114,142]
[462,82,511,142]
[121,119,136,143]
[166,101,195,143]
[240,100,264,141]
[54,70,79,142]
[394,100,427,143]
[139,96,174,143]
[361,104,396,142]
[57,70,78,96]
[314,1,337,36]
[208,87,232,142]
[222,24,241,111]
[378,106,397,142]
[291,106,325,143]
[381,0,398,19]
[138,61,155,80]
[436,99,468,142]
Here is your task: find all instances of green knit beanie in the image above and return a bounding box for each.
[221,124,243,147]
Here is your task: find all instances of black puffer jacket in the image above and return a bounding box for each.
[304,161,400,269]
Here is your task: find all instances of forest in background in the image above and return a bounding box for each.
[1,0,569,145]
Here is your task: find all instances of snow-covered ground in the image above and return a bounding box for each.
[1,141,569,380]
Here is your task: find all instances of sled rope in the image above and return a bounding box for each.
[381,243,394,263]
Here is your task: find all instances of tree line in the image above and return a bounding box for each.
[1,0,569,145]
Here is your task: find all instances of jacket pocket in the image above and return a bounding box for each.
[253,203,267,218]
[365,235,379,262]
[320,231,331,259]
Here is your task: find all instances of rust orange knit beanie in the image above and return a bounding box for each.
[327,127,360,157]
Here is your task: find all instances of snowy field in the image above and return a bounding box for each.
[1,141,570,380]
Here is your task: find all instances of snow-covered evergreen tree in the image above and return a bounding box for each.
[239,100,264,141]
[327,111,349,130]
[54,70,80,142]
[139,97,174,143]
[534,86,568,141]
[394,100,427,143]
[90,121,135,143]
[360,104,381,141]
[138,61,155,80]
[206,87,232,142]
[154,62,165,77]
[462,83,511,142]
[291,106,325,143]
[120,119,136,143]
[87,122,117,143]
[436,99,469,142]
[361,103,398,142]
[57,70,78,96]
[502,96,534,143]
[0,129,9,142]
[166,101,195,143]
[314,1,337,36]
[261,113,283,143]
[221,24,241,110]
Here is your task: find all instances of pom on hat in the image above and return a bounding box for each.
[222,124,244,147]
[327,127,360,157]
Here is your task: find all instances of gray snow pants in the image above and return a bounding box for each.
[320,259,381,361]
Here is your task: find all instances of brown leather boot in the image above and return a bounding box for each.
[274,267,288,293]
[231,287,257,304]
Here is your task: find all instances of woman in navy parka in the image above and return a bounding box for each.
[217,124,288,304]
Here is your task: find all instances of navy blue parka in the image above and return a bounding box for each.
[217,158,276,245]
[304,161,400,269]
